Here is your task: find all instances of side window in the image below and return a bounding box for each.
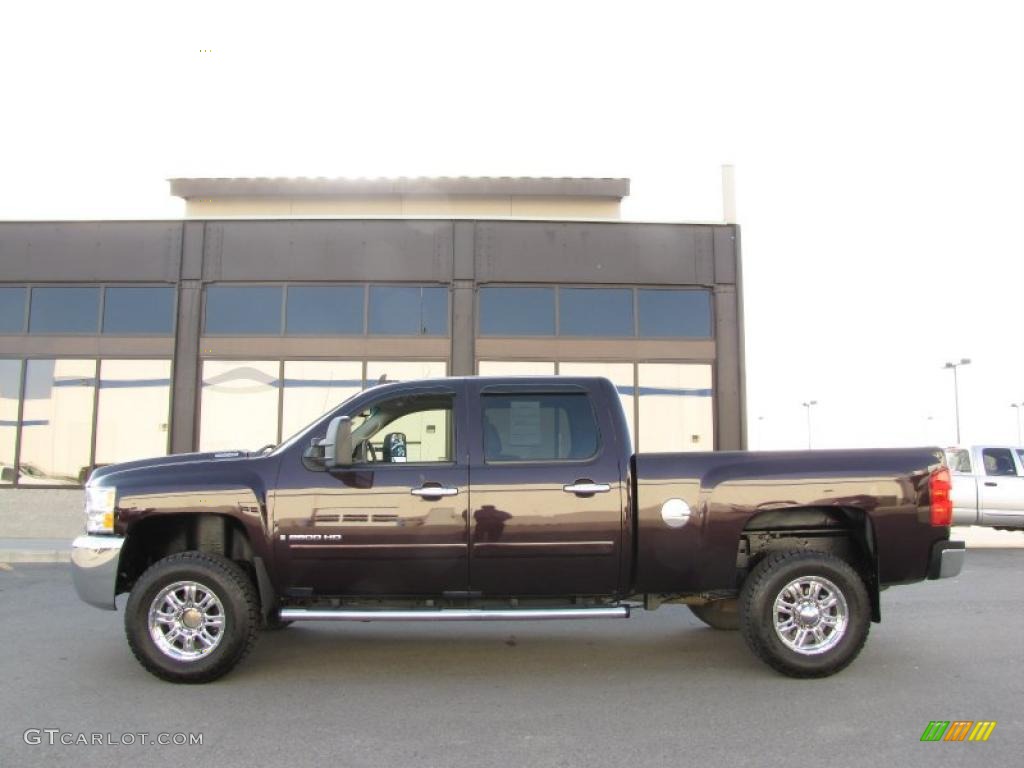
[482,393,599,462]
[982,448,1019,477]
[349,394,454,464]
[1017,450,1024,471]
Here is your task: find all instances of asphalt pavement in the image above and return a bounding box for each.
[0,552,1021,768]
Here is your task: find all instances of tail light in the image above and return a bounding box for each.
[929,467,953,527]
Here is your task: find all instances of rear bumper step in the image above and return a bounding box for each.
[279,606,630,622]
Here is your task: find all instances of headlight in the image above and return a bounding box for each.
[85,486,117,533]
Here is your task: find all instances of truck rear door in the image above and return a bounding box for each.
[977,447,1024,526]
[466,381,627,596]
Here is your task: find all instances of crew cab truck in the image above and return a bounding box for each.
[945,445,1024,529]
[71,376,964,683]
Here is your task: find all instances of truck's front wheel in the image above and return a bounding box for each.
[739,550,870,678]
[124,552,259,683]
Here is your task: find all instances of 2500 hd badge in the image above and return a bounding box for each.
[281,534,344,543]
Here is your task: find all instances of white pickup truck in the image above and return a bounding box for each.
[946,446,1024,530]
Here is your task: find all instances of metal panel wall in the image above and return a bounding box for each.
[203,220,454,282]
[474,221,716,286]
[0,221,182,282]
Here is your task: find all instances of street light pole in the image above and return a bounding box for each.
[943,358,971,444]
[802,401,817,449]
[1012,403,1023,445]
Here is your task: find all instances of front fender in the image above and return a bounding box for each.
[111,459,277,565]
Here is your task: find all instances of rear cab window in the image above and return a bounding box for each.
[481,393,599,462]
[945,449,972,473]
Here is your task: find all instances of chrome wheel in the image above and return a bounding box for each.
[147,580,226,662]
[772,576,848,655]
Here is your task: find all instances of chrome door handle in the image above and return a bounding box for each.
[410,486,459,498]
[984,482,997,487]
[563,482,611,495]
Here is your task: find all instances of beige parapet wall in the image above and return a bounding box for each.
[185,195,621,219]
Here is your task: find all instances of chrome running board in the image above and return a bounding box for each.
[279,606,630,622]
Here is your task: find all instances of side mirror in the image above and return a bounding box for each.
[383,432,407,463]
[324,416,354,468]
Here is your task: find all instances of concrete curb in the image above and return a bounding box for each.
[0,540,72,564]
[0,550,71,564]
[952,526,1024,549]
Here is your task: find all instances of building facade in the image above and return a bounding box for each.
[0,177,744,532]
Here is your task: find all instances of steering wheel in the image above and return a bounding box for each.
[355,439,378,464]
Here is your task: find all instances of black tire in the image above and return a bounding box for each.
[688,599,740,630]
[124,551,259,684]
[739,550,870,678]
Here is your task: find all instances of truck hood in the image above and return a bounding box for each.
[89,450,255,485]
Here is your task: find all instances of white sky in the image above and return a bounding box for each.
[2,0,1022,450]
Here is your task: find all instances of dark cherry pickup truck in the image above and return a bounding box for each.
[71,376,964,683]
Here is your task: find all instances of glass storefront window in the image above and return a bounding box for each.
[199,361,280,451]
[558,362,636,447]
[29,287,101,334]
[94,360,172,465]
[205,286,283,335]
[0,360,20,484]
[0,287,27,333]
[638,363,714,452]
[19,359,96,485]
[478,287,555,336]
[368,286,449,336]
[103,287,176,335]
[285,286,364,335]
[366,360,448,385]
[637,289,712,338]
[477,361,556,376]
[559,288,633,337]
[420,287,449,336]
[281,360,363,439]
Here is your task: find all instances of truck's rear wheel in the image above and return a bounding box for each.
[124,552,259,683]
[740,550,869,678]
[688,599,739,630]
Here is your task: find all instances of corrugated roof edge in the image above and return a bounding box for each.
[168,176,631,200]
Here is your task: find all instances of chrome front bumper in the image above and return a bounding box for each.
[928,539,966,580]
[71,535,125,610]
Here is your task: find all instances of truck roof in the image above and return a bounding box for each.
[371,375,610,388]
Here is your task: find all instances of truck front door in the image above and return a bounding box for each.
[466,382,627,597]
[273,384,469,596]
